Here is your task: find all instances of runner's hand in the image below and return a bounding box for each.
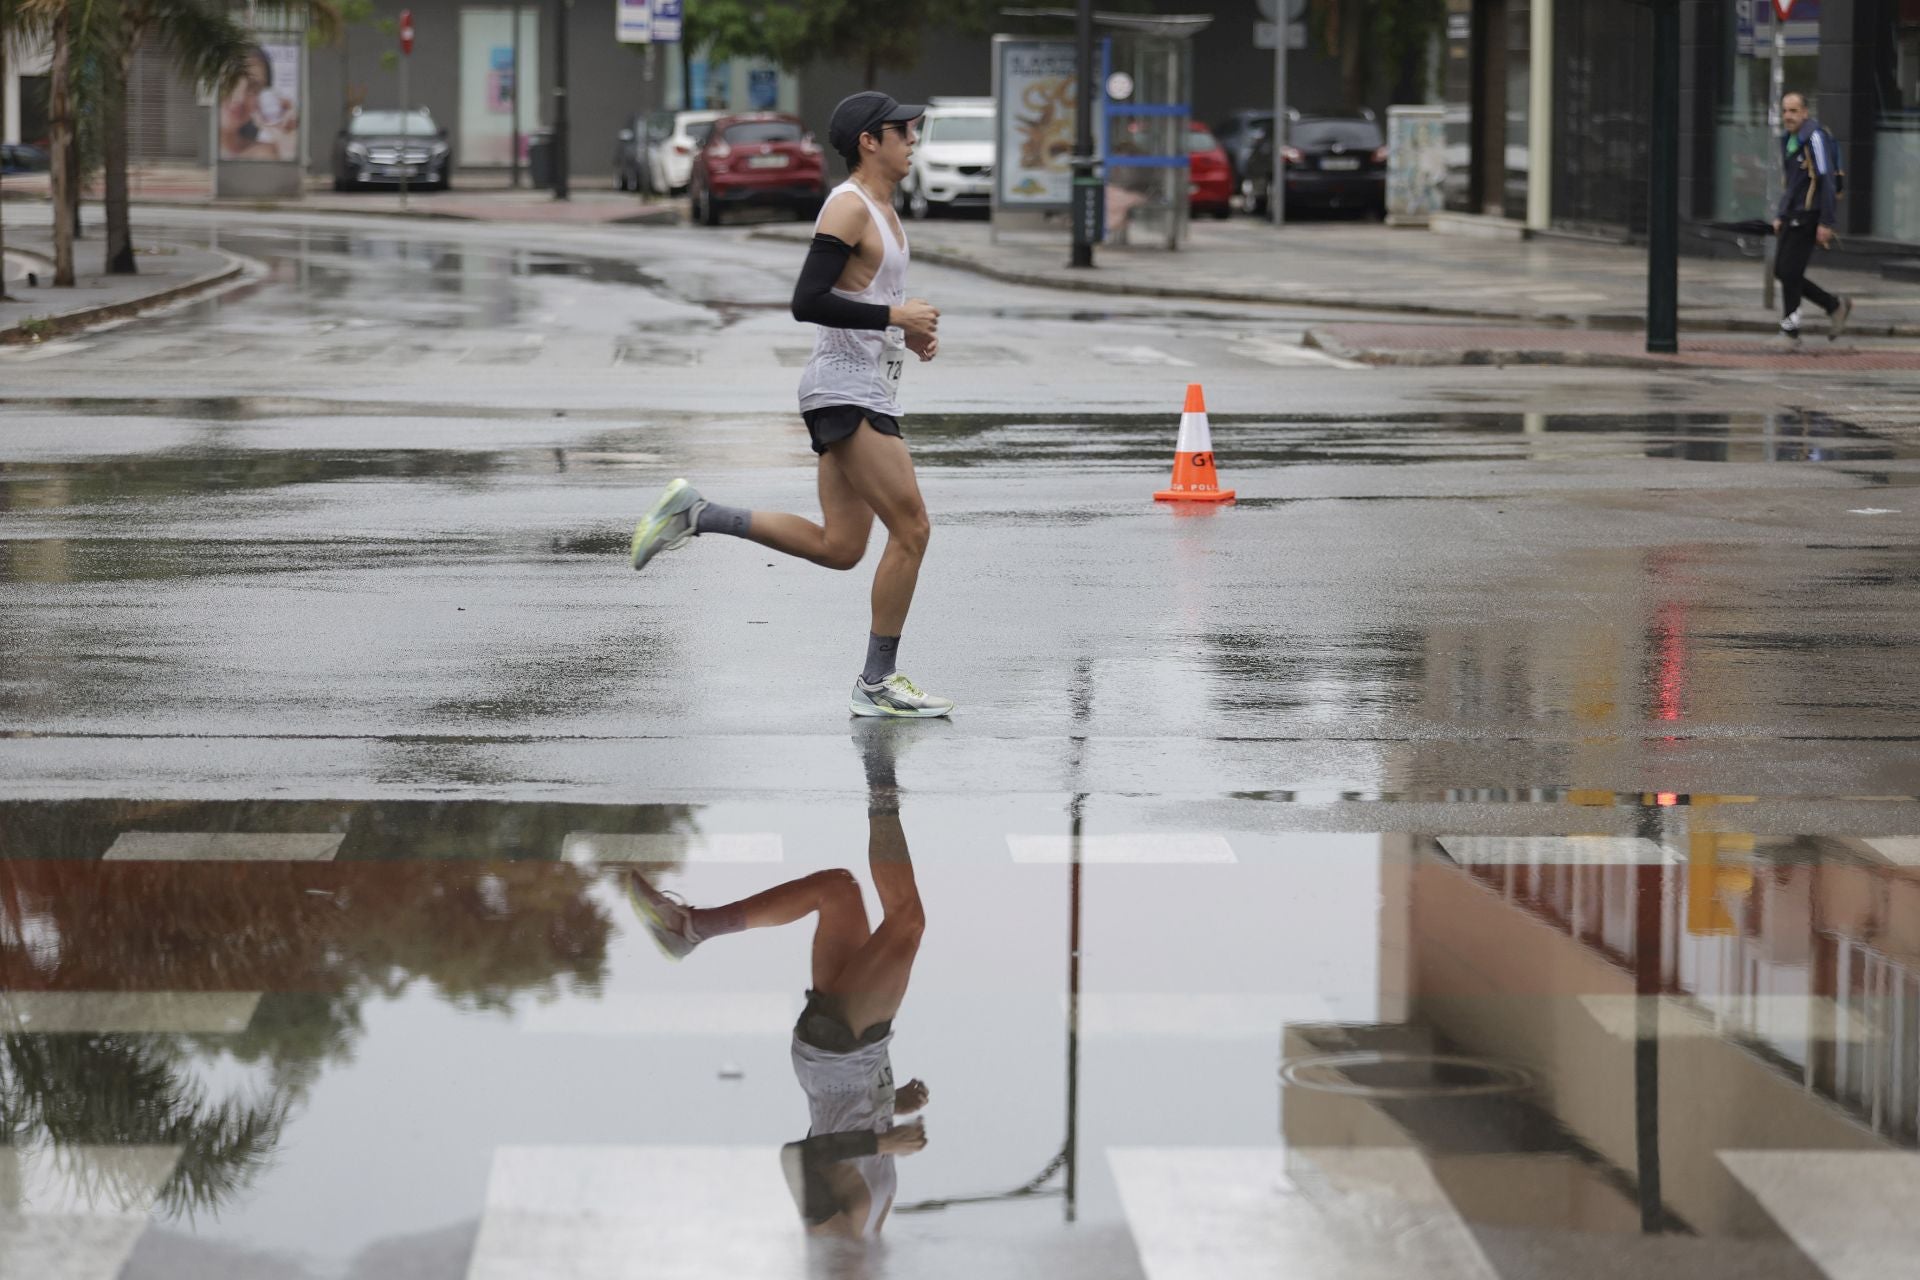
[1817,225,1835,249]
[878,1120,927,1155]
[1772,219,1782,236]
[907,333,938,362]
[895,1078,931,1112]
[892,299,939,341]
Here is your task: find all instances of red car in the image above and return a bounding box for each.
[690,112,827,226]
[1188,121,1232,220]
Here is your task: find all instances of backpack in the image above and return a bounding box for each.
[1791,124,1846,198]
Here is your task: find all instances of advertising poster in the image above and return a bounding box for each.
[218,41,301,163]
[996,41,1080,206]
[487,46,514,114]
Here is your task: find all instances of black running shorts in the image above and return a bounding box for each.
[802,405,903,456]
[795,988,892,1054]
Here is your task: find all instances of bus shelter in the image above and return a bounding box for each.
[992,11,1210,251]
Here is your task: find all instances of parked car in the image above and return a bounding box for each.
[2,142,50,175]
[1242,111,1387,218]
[331,108,450,191]
[689,113,826,226]
[1187,121,1232,219]
[1211,109,1273,191]
[896,97,994,219]
[643,109,723,195]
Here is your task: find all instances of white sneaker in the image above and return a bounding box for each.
[624,872,700,960]
[850,673,955,718]
[630,478,707,571]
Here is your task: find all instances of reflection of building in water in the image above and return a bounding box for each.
[1304,817,1919,1242]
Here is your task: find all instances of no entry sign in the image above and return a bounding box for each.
[399,9,415,55]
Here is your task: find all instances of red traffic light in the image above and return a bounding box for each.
[399,9,415,54]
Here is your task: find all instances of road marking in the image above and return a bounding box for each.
[1578,994,1881,1045]
[1109,1147,1500,1280]
[562,832,784,865]
[467,1146,803,1280]
[1848,508,1901,516]
[1007,833,1236,864]
[1072,992,1335,1036]
[1090,344,1195,367]
[0,340,94,361]
[0,1145,181,1280]
[1720,1150,1920,1280]
[2,991,263,1034]
[1437,834,1678,867]
[1855,837,1920,866]
[103,831,344,861]
[516,992,798,1036]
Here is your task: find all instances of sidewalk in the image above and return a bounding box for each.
[748,216,1920,338]
[0,220,247,344]
[1,165,678,226]
[1304,321,1920,370]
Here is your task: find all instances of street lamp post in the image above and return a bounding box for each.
[1069,0,1096,268]
[552,0,571,200]
[1645,0,1679,354]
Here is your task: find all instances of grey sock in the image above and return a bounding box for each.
[862,634,899,685]
[694,502,752,537]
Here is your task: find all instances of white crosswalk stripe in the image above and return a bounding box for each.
[1,991,262,1034]
[1437,834,1678,866]
[1720,1151,1920,1280]
[561,831,784,864]
[0,1146,180,1280]
[103,831,344,861]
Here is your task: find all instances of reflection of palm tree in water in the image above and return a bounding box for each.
[626,721,937,1238]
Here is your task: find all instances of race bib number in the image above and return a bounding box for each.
[883,327,906,392]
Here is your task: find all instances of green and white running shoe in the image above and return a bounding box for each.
[850,673,955,718]
[623,871,700,961]
[630,478,706,572]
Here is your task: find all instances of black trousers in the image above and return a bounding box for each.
[1775,216,1838,321]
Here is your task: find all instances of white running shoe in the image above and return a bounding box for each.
[630,478,707,572]
[850,673,955,718]
[624,871,700,960]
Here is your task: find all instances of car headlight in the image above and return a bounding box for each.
[432,142,450,157]
[345,143,368,161]
[924,162,951,174]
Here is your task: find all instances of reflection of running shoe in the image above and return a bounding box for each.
[624,871,700,960]
[850,673,955,718]
[630,478,706,572]
[1829,295,1852,341]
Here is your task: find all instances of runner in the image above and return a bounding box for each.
[625,721,932,1237]
[629,91,953,718]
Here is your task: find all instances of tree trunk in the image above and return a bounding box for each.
[104,52,136,275]
[1340,0,1367,110]
[49,3,76,285]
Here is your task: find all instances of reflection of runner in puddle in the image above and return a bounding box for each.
[626,721,931,1238]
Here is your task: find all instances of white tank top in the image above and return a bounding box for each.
[791,1029,897,1236]
[797,180,910,418]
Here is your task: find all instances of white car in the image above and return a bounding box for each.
[897,99,995,219]
[646,109,724,195]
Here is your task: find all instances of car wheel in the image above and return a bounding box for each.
[332,175,349,193]
[908,182,931,220]
[1211,203,1231,220]
[697,184,721,227]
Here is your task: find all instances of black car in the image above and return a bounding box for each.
[1,143,50,175]
[1243,111,1386,218]
[331,109,451,192]
[1211,109,1273,191]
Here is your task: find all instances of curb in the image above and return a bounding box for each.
[0,249,252,345]
[4,188,682,227]
[744,225,1920,338]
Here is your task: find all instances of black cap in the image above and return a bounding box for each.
[827,91,925,157]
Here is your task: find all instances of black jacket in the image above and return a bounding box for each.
[1776,121,1838,228]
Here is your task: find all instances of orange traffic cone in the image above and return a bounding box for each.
[1153,384,1235,503]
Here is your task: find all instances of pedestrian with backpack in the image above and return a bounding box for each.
[1772,92,1852,342]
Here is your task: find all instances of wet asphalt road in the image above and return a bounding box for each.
[3,212,1920,1280]
[1,211,1916,804]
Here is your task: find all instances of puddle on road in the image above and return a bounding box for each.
[2,780,1916,1278]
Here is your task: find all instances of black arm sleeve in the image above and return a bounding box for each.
[791,235,892,330]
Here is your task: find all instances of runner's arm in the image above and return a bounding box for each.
[1811,129,1839,228]
[791,233,892,329]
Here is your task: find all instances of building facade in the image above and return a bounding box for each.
[1445,0,1920,258]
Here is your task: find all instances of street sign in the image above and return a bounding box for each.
[1772,0,1794,19]
[616,0,652,44]
[399,9,414,55]
[651,0,682,43]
